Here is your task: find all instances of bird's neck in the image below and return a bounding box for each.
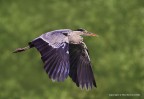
[68,32,83,44]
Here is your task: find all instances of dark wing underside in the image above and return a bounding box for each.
[29,38,69,81]
[69,43,96,90]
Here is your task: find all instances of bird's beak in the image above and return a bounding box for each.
[86,32,98,37]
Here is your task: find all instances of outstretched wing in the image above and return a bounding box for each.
[69,42,96,90]
[29,29,72,81]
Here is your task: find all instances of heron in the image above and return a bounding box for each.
[13,28,98,90]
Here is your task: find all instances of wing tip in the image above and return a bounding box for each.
[75,81,97,90]
[79,84,97,90]
[50,75,69,82]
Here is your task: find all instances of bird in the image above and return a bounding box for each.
[13,28,98,90]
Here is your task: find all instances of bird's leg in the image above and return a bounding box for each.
[13,46,30,53]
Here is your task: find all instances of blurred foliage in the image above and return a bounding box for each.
[0,0,144,99]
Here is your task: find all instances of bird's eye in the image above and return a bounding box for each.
[63,33,68,36]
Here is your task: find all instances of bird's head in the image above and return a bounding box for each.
[75,28,98,37]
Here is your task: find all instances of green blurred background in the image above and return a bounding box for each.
[0,0,144,99]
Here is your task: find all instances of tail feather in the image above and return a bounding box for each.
[13,46,30,53]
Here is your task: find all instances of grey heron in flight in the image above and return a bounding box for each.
[14,28,98,90]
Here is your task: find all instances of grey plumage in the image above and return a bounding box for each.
[14,28,97,90]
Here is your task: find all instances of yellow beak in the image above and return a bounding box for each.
[86,32,99,37]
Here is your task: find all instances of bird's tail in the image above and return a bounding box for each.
[13,46,30,53]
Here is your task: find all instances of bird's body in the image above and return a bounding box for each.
[14,28,97,90]
[39,29,71,48]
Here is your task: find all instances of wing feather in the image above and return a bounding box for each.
[69,42,96,90]
[29,30,70,82]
